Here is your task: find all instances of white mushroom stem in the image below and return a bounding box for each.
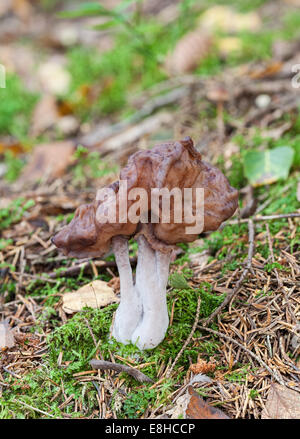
[111,235,172,350]
[132,236,171,350]
[111,236,142,344]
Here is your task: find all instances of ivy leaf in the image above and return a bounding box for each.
[243,146,294,187]
[169,273,191,290]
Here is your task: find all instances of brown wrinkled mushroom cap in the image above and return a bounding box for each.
[52,137,238,258]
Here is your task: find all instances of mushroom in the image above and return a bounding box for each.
[52,137,238,349]
[207,84,229,142]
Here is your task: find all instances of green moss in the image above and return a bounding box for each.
[225,365,254,383]
[0,198,35,231]
[3,151,25,182]
[0,74,38,139]
[118,389,157,419]
[72,146,118,184]
[228,155,247,189]
[199,287,226,318]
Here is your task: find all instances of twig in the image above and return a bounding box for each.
[166,293,201,377]
[80,87,188,148]
[2,366,21,379]
[204,219,255,326]
[83,317,98,348]
[48,258,137,279]
[225,212,300,226]
[90,359,153,383]
[84,317,105,362]
[12,399,55,418]
[197,326,300,394]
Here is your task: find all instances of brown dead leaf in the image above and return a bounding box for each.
[0,320,15,349]
[62,280,119,314]
[20,141,75,183]
[12,0,33,21]
[189,358,216,374]
[166,30,213,75]
[284,0,300,5]
[108,277,120,293]
[30,94,59,137]
[199,6,261,33]
[186,387,230,419]
[261,384,300,419]
[249,62,283,79]
[0,139,24,156]
[218,37,242,57]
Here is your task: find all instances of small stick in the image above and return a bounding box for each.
[80,87,188,147]
[48,258,137,279]
[90,359,153,383]
[166,293,201,377]
[12,399,55,418]
[225,212,300,226]
[204,219,255,326]
[2,366,21,379]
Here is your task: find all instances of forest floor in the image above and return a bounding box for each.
[0,0,300,419]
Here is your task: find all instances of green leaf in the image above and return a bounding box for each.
[243,146,294,186]
[168,273,191,290]
[92,20,118,31]
[58,2,115,19]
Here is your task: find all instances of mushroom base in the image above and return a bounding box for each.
[111,236,171,350]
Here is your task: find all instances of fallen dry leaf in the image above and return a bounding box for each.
[20,141,75,183]
[199,5,261,33]
[62,280,119,314]
[218,37,242,57]
[249,62,283,79]
[284,0,300,5]
[166,30,213,75]
[166,386,229,419]
[0,320,15,349]
[108,277,120,293]
[0,140,24,156]
[30,94,59,137]
[261,383,300,419]
[186,387,230,419]
[12,0,33,21]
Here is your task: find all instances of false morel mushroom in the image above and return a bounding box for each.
[52,137,238,349]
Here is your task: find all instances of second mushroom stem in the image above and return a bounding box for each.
[111,235,171,350]
[111,236,142,344]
